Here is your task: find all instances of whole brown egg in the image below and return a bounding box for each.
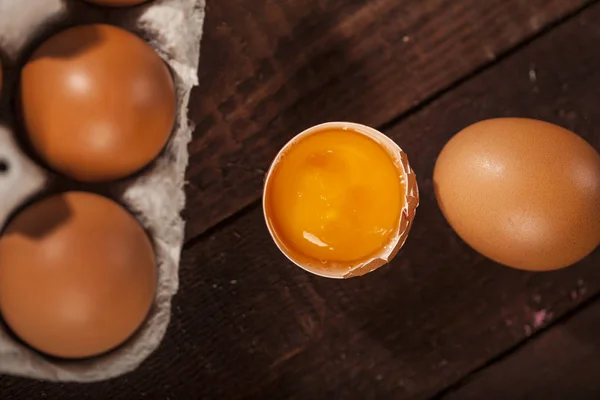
[434,118,600,271]
[0,192,157,359]
[83,0,150,6]
[21,24,176,182]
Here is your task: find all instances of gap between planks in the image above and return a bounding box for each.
[430,290,600,399]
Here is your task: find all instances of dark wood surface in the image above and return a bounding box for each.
[184,0,592,238]
[441,298,600,400]
[2,0,600,399]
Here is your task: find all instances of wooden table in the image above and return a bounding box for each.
[2,0,600,398]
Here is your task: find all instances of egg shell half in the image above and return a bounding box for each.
[263,122,419,279]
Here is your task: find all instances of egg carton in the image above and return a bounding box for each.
[0,0,205,381]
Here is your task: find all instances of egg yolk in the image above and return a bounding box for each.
[266,129,404,264]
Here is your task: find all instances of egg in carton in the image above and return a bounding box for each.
[0,0,205,381]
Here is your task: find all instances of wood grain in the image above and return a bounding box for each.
[3,3,599,398]
[441,298,600,400]
[184,0,593,238]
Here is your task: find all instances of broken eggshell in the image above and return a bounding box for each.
[263,122,419,279]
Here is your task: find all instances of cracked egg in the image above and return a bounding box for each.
[263,122,419,279]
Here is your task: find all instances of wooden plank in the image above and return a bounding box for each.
[184,0,593,238]
[440,298,600,400]
[3,2,600,400]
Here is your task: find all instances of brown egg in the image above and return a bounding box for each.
[0,192,157,358]
[83,0,150,6]
[434,118,600,271]
[21,24,176,182]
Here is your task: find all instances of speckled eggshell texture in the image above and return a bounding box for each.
[434,118,600,271]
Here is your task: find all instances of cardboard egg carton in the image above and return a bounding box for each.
[0,0,205,381]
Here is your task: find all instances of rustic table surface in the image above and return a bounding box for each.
[3,0,600,399]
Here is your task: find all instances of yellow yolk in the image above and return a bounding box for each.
[266,129,404,264]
